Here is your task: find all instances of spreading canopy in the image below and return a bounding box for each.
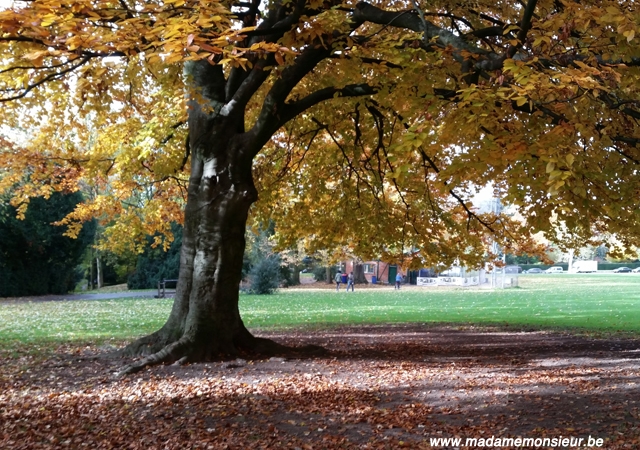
[2,0,640,267]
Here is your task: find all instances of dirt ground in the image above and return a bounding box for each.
[1,324,640,449]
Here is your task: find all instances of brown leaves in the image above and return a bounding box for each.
[1,325,640,448]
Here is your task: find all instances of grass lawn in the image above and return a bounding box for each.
[1,274,640,348]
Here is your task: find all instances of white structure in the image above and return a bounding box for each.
[569,260,597,273]
[416,265,518,288]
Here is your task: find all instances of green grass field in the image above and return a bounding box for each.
[1,274,640,348]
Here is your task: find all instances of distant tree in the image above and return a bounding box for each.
[0,191,95,296]
[244,223,289,292]
[506,253,540,265]
[99,250,136,286]
[596,246,609,261]
[353,263,368,284]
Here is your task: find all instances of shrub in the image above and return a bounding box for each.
[248,255,281,295]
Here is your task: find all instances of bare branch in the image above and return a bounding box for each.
[418,148,496,233]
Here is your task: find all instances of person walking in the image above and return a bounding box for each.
[395,272,403,290]
[347,272,355,292]
[334,270,342,291]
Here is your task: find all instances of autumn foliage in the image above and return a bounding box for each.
[1,0,639,265]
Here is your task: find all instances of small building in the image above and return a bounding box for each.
[341,260,400,284]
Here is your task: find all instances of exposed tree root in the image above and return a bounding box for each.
[116,337,194,377]
[116,332,327,377]
[117,330,172,358]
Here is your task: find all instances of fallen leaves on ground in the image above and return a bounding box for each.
[1,325,640,449]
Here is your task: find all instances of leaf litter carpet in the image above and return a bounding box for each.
[2,324,640,449]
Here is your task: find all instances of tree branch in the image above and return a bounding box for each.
[327,55,403,69]
[507,0,538,58]
[247,45,334,147]
[0,57,92,102]
[418,149,496,232]
[278,84,378,127]
[353,2,490,58]
[466,26,505,39]
[226,0,309,105]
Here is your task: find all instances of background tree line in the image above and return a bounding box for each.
[0,190,94,296]
[0,193,325,297]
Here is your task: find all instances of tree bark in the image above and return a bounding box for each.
[354,264,368,284]
[119,135,300,373]
[89,248,95,290]
[96,256,102,289]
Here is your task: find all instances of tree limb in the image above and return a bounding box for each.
[507,0,538,58]
[279,84,378,127]
[418,149,496,232]
[0,56,92,102]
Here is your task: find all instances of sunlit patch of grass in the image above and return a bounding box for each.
[0,298,173,345]
[1,274,640,348]
[240,274,640,334]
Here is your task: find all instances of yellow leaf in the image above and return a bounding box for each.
[515,97,527,107]
[566,154,575,166]
[546,161,555,173]
[503,25,520,34]
[199,43,223,53]
[196,17,213,27]
[549,170,563,180]
[40,14,58,27]
[625,29,635,42]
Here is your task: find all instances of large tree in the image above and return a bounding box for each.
[1,0,639,373]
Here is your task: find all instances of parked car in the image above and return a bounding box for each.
[503,265,522,274]
[524,268,543,274]
[632,267,640,273]
[613,267,632,273]
[544,266,563,273]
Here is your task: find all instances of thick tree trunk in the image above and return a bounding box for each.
[119,147,297,373]
[120,143,282,373]
[117,61,323,375]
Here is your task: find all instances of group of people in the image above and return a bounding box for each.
[334,271,355,291]
[334,270,404,291]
